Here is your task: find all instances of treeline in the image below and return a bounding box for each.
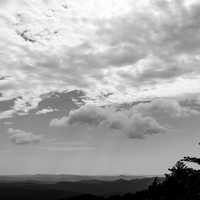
[68,156,200,200]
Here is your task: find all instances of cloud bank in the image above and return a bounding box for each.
[50,97,200,139]
[50,103,166,139]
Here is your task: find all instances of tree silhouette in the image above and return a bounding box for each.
[182,156,200,165]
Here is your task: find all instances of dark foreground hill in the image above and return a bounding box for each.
[0,177,161,200]
[0,155,200,200]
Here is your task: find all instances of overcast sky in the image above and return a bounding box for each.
[0,0,200,175]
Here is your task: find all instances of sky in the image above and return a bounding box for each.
[0,0,200,175]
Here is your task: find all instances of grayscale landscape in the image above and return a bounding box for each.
[0,0,200,199]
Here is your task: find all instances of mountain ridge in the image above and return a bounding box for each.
[0,174,163,183]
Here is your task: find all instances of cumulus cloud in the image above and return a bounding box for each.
[125,114,166,139]
[50,105,108,127]
[8,128,42,145]
[50,103,167,139]
[50,97,200,138]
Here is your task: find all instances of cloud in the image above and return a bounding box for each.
[125,114,166,139]
[50,104,107,127]
[0,110,15,120]
[117,55,199,86]
[50,103,167,139]
[50,117,68,127]
[8,128,42,145]
[35,108,57,115]
[94,0,200,91]
[1,0,200,116]
[134,98,199,117]
[50,96,200,138]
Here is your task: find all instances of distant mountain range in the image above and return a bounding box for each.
[0,174,165,199]
[0,174,163,183]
